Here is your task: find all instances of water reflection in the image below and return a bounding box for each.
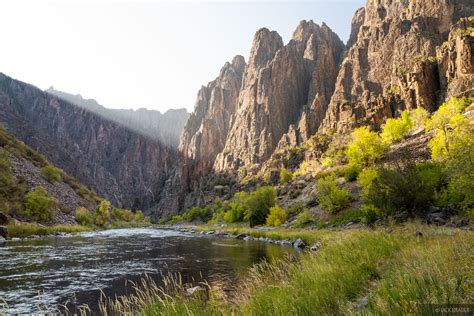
[0,228,296,314]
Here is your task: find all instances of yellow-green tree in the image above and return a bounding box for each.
[347,126,387,167]
[95,200,111,226]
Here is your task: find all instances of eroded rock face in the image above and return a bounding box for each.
[321,0,474,133]
[179,56,246,178]
[214,21,344,170]
[0,73,174,210]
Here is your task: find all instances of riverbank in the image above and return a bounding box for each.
[101,223,473,315]
[4,221,155,239]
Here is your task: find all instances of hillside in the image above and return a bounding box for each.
[45,88,189,148]
[0,73,175,211]
[0,125,100,225]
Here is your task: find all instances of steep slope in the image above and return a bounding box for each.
[0,73,174,211]
[0,125,99,225]
[321,0,474,132]
[45,88,189,147]
[214,21,344,171]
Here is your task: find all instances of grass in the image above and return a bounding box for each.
[95,223,473,315]
[7,223,92,238]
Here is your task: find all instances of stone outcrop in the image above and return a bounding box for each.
[179,56,246,178]
[45,88,189,148]
[0,73,175,210]
[321,0,474,133]
[214,21,344,170]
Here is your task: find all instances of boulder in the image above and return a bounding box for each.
[236,234,248,240]
[293,238,306,248]
[310,242,322,251]
[0,226,7,239]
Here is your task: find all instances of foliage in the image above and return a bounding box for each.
[182,206,212,222]
[286,202,305,218]
[380,110,413,144]
[360,204,381,225]
[40,165,63,183]
[294,209,314,227]
[75,207,94,226]
[410,107,429,130]
[23,186,57,222]
[316,175,351,213]
[321,135,347,167]
[426,97,472,160]
[346,126,387,167]
[326,208,365,226]
[239,186,277,227]
[342,164,360,181]
[0,148,23,215]
[358,163,444,217]
[95,200,111,226]
[223,201,245,223]
[169,215,183,224]
[266,205,287,227]
[279,168,294,184]
[7,223,91,238]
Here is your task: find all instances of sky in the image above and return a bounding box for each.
[0,0,365,112]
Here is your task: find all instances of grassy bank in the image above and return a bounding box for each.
[6,223,93,238]
[97,223,473,315]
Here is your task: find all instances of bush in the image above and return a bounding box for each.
[294,209,314,227]
[279,168,294,184]
[357,167,379,200]
[361,205,380,225]
[286,202,305,218]
[224,201,245,223]
[426,97,472,161]
[411,107,429,130]
[23,186,57,222]
[343,164,360,182]
[266,206,287,227]
[134,210,144,222]
[240,186,276,227]
[316,175,351,213]
[95,200,111,226]
[75,207,94,226]
[183,206,212,222]
[347,126,387,167]
[380,110,413,144]
[40,165,63,183]
[170,215,184,224]
[358,163,444,217]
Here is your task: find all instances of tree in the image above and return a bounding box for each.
[380,110,413,144]
[75,207,94,226]
[266,205,287,226]
[95,200,111,226]
[316,175,351,213]
[347,126,387,167]
[23,186,57,222]
[241,186,276,227]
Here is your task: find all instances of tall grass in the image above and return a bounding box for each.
[7,224,92,238]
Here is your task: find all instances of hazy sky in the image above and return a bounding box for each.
[0,1,364,112]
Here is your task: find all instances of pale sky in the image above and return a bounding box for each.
[0,1,364,112]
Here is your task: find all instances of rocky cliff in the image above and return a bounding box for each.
[214,21,344,171]
[321,0,474,133]
[45,88,189,148]
[0,73,175,210]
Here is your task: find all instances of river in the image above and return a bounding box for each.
[0,228,296,314]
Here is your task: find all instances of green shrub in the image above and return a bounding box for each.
[40,165,63,183]
[134,210,144,222]
[266,206,287,227]
[328,208,364,226]
[347,126,387,167]
[380,110,413,144]
[23,186,57,222]
[294,209,314,227]
[286,202,305,218]
[316,175,351,213]
[359,163,444,217]
[183,206,212,222]
[0,148,22,215]
[357,167,379,200]
[75,207,94,226]
[95,200,111,226]
[410,107,429,130]
[123,209,135,222]
[361,204,381,225]
[224,201,245,223]
[170,215,184,224]
[279,168,294,184]
[342,164,360,182]
[240,186,276,227]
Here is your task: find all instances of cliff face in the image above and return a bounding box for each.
[179,56,246,178]
[0,73,174,210]
[214,21,344,171]
[45,88,189,148]
[321,0,474,133]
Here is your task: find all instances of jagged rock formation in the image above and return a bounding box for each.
[214,21,344,170]
[180,56,246,178]
[321,0,474,133]
[0,73,175,210]
[45,88,189,147]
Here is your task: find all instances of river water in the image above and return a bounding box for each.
[0,228,296,314]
